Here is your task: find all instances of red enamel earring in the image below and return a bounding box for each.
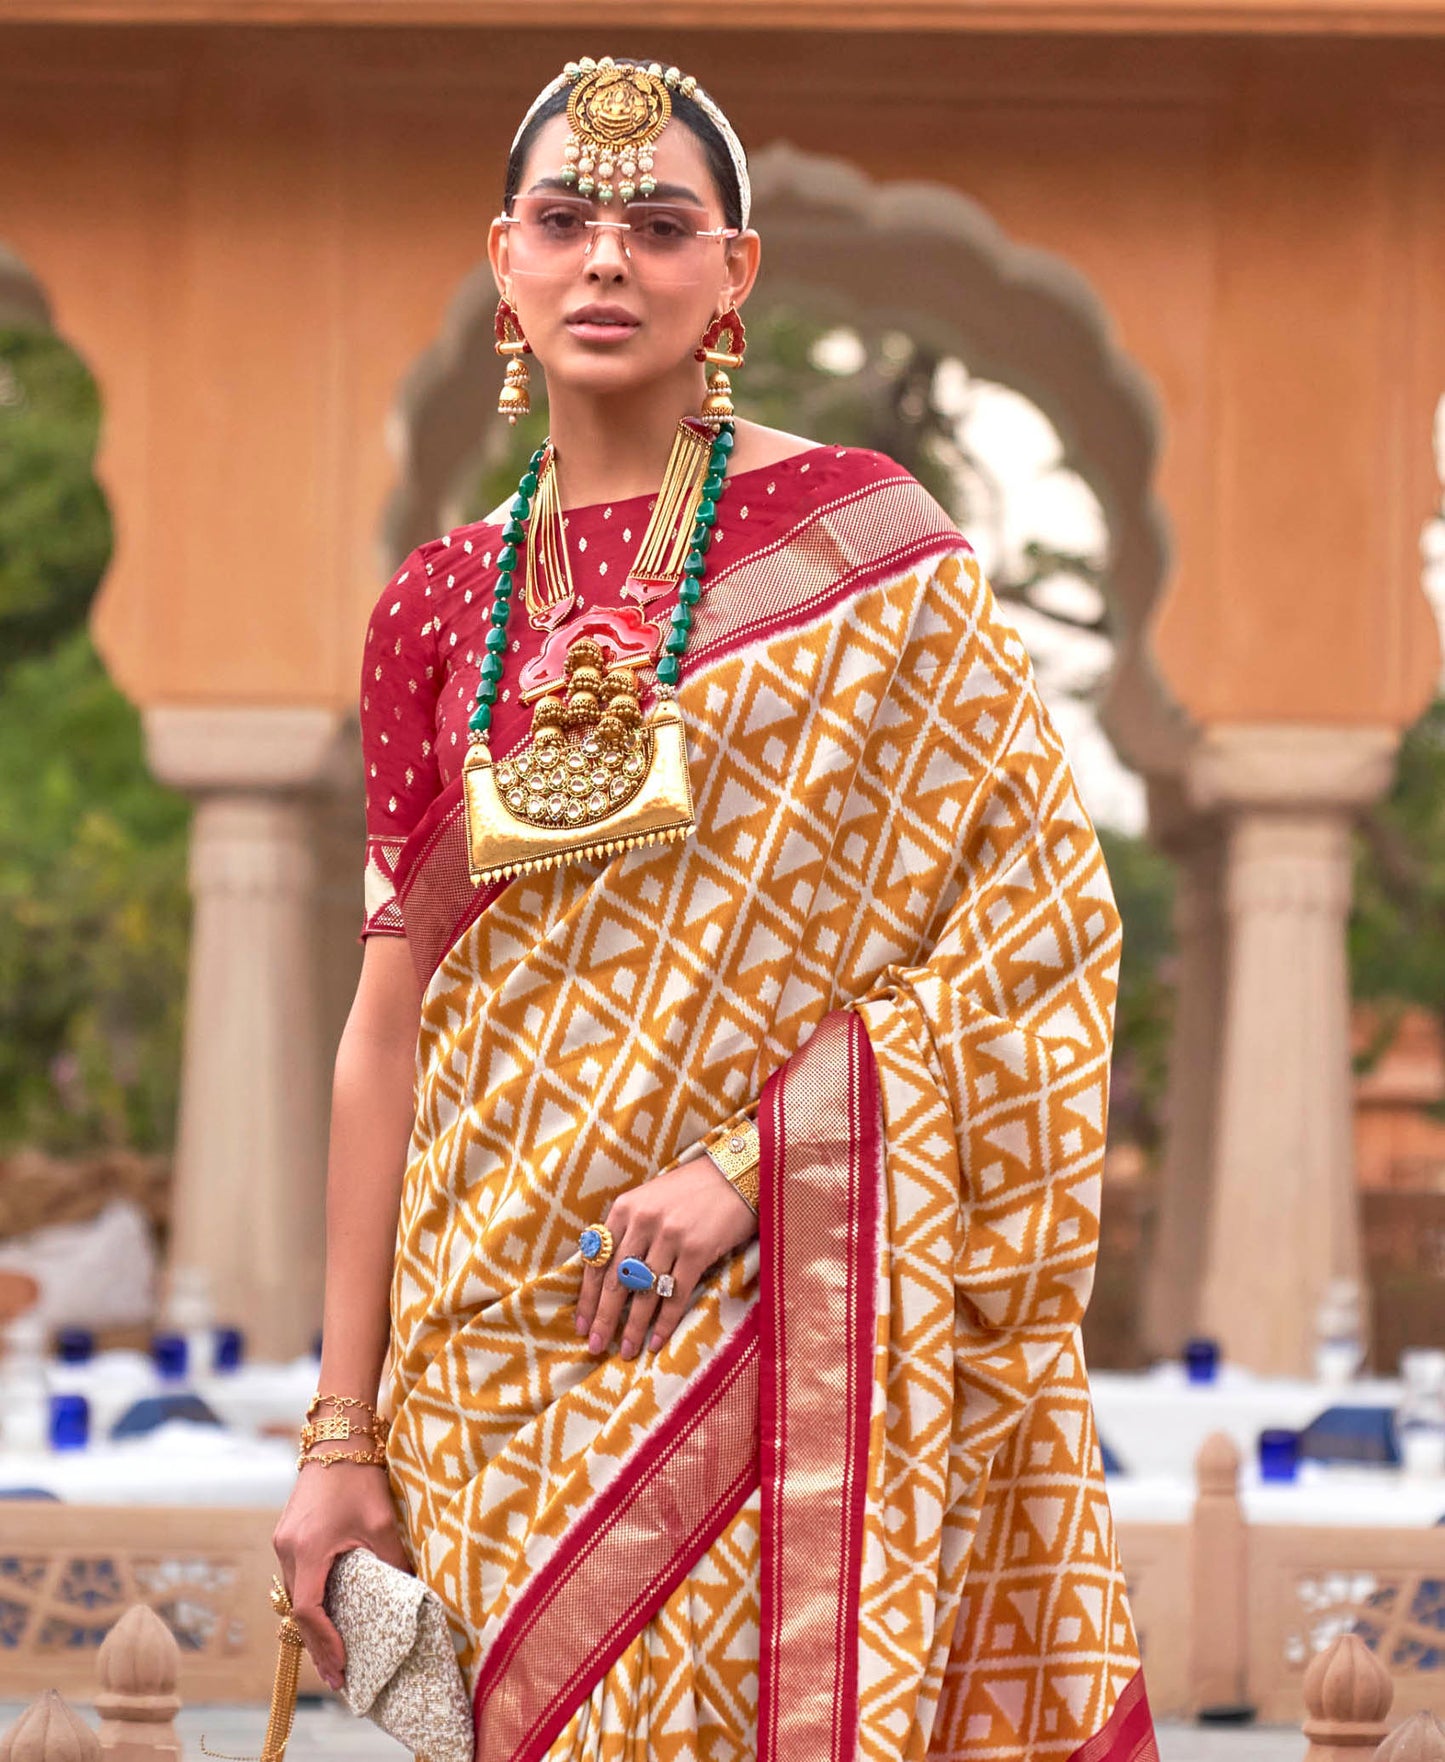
[696,308,746,423]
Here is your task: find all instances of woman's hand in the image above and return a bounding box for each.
[576,1154,757,1359]
[272,1458,413,1692]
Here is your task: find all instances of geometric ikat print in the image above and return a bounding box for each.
[382,541,1141,1758]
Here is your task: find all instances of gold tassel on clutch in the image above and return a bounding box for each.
[201,1580,305,1762]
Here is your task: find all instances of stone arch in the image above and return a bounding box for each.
[384,144,1192,786]
[743,143,1188,787]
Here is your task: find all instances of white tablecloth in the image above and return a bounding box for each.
[0,1420,298,1506]
[34,1350,319,1444]
[1090,1364,1406,1479]
[1109,1461,1445,1528]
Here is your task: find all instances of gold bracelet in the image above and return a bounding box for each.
[707,1119,760,1214]
[306,1391,383,1424]
[296,1445,388,1470]
[298,1411,390,1454]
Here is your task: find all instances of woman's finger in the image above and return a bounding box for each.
[645,1253,705,1351]
[619,1218,687,1357]
[575,1209,620,1336]
[619,1280,662,1358]
[289,1553,347,1690]
[587,1217,654,1354]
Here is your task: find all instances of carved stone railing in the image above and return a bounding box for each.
[0,1593,1439,1758]
[1114,1431,1445,1723]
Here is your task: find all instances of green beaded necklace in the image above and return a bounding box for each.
[467,419,734,741]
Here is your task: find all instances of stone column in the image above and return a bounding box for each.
[145,707,352,1361]
[1142,789,1228,1359]
[1189,725,1398,1376]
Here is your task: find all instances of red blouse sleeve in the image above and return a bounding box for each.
[359,547,444,937]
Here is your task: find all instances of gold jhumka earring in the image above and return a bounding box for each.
[495,299,532,424]
[696,308,746,422]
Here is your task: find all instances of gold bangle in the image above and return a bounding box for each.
[707,1119,760,1213]
[727,1163,760,1212]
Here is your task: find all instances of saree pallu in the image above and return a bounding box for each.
[380,457,1159,1761]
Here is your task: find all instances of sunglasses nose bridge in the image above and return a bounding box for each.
[583,220,632,266]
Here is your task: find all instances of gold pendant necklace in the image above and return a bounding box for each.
[462,418,726,886]
[462,639,695,882]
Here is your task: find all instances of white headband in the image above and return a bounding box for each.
[510,58,752,229]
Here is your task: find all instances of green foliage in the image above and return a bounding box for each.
[0,326,189,1152]
[0,629,190,1151]
[1351,697,1445,1067]
[1098,826,1175,1150]
[0,328,112,668]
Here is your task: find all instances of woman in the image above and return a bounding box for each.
[273,54,1159,1762]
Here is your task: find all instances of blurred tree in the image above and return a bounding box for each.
[1350,696,1445,1088]
[0,328,111,668]
[1098,827,1175,1152]
[0,327,189,1152]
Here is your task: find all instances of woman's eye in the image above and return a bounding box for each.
[634,216,687,243]
[539,208,585,232]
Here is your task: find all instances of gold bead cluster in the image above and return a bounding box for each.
[540,638,642,744]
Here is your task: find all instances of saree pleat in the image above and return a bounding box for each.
[378,461,1158,1761]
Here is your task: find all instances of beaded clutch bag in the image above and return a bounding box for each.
[204,1552,472,1762]
[327,1549,473,1762]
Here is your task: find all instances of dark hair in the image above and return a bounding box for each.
[504,63,746,231]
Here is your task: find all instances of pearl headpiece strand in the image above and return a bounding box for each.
[511,56,752,228]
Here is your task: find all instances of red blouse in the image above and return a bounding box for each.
[359,443,900,935]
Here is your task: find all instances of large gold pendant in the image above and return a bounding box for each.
[462,639,695,884]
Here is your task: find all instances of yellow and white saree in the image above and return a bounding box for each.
[359,445,1157,1761]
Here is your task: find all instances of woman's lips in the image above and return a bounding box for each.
[566,311,640,344]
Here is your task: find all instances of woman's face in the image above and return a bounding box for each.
[489,110,759,401]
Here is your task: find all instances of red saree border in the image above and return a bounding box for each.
[1066,1667,1160,1762]
[470,1311,761,1762]
[758,1008,883,1762]
[465,1007,884,1760]
[395,481,963,987]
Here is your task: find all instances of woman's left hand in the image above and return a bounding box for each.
[575,1154,757,1360]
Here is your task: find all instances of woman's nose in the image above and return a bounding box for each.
[584,226,630,279]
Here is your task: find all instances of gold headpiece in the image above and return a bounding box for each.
[513,55,752,223]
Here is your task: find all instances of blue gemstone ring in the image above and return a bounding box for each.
[617,1258,676,1299]
[578,1224,614,1268]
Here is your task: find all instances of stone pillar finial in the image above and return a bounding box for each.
[0,1690,101,1762]
[1300,1633,1393,1758]
[94,1604,182,1760]
[1376,1712,1445,1761]
[1188,1429,1250,1717]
